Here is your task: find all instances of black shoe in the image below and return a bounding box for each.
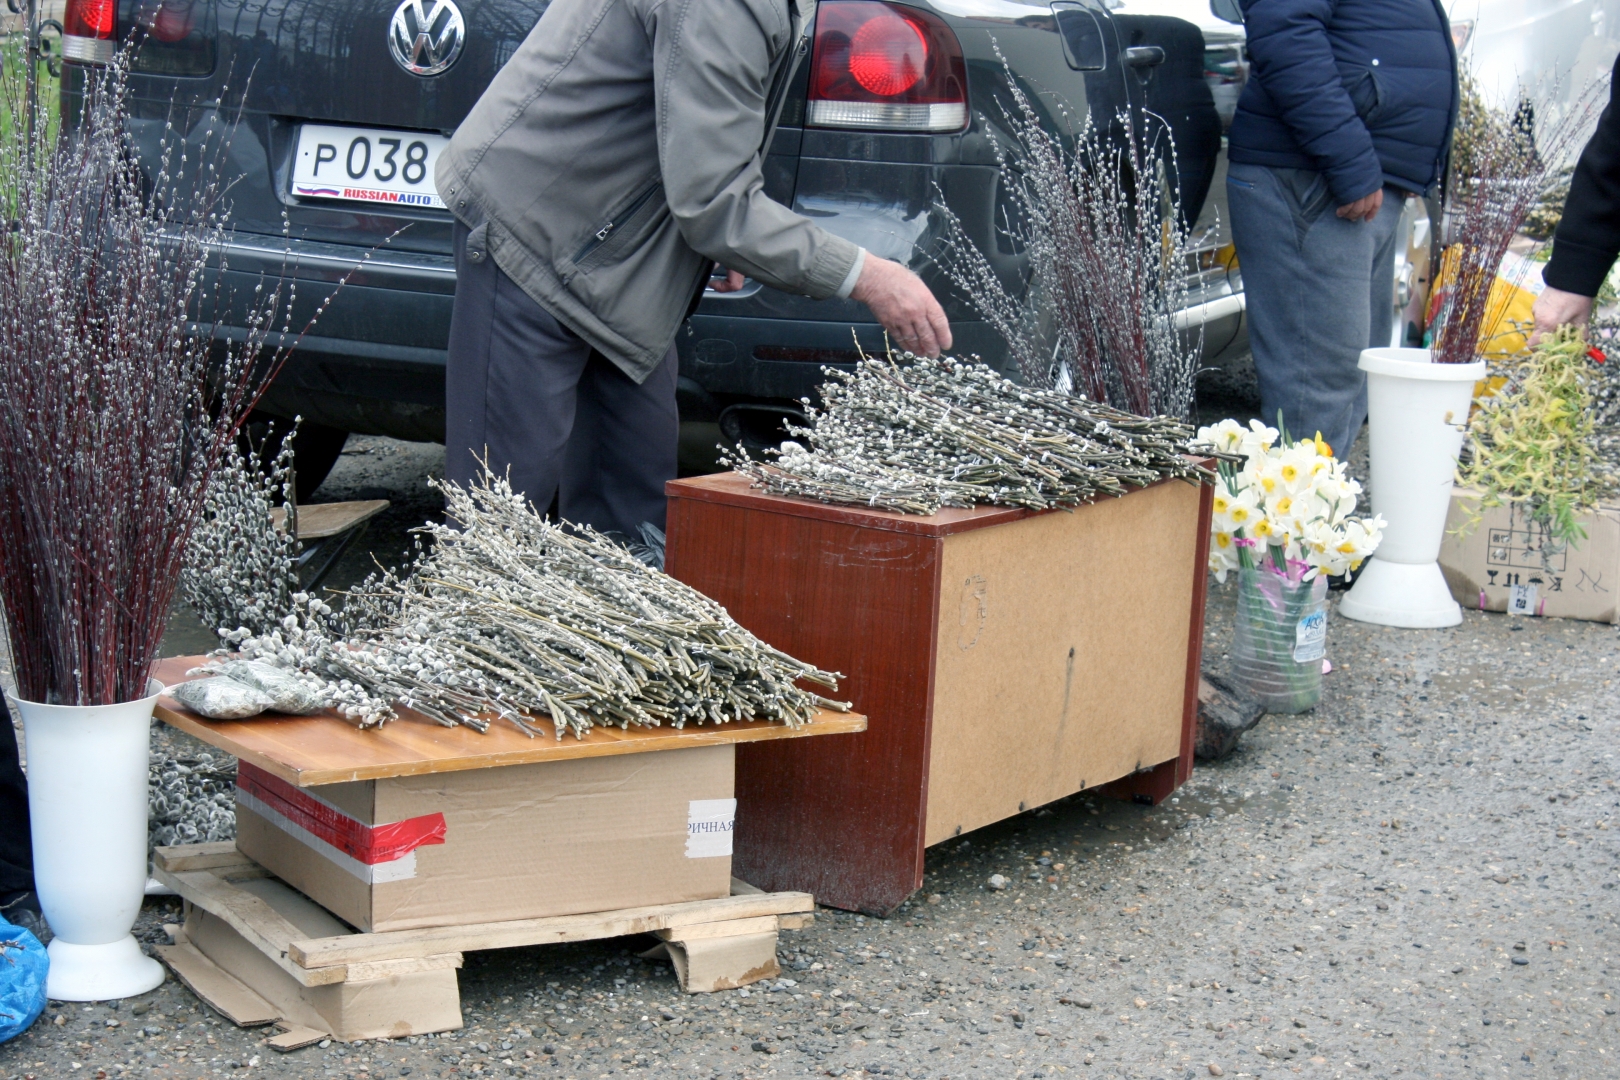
[0,889,47,940]
[1327,568,1357,591]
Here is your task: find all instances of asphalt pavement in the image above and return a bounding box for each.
[3,435,1617,1080]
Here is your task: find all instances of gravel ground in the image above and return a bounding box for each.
[4,435,1618,1080]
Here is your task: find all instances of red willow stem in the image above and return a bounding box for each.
[1434,82,1605,363]
[0,49,332,705]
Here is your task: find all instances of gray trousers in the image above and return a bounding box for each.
[1227,162,1405,458]
[445,221,679,535]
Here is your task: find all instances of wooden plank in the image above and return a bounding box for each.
[268,1025,330,1052]
[729,878,765,897]
[154,941,280,1027]
[343,955,464,982]
[922,480,1196,843]
[655,916,779,942]
[154,842,250,873]
[155,867,344,988]
[288,891,814,969]
[188,907,463,1038]
[667,472,1036,537]
[151,655,865,788]
[272,500,390,541]
[778,913,815,931]
[666,488,943,915]
[1098,478,1213,806]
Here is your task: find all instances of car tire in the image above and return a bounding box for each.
[238,414,350,504]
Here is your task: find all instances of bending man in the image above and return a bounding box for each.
[436,0,949,537]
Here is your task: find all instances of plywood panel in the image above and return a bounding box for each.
[151,655,863,787]
[665,471,1209,914]
[924,480,1201,844]
[664,490,943,915]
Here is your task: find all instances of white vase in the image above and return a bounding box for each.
[1339,347,1486,628]
[9,679,167,1001]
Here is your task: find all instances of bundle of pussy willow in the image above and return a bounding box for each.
[723,355,1215,514]
[208,469,844,736]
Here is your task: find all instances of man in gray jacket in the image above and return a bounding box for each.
[436,0,949,537]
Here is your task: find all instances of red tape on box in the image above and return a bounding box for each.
[237,762,446,865]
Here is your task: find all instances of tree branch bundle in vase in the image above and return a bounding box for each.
[1341,76,1603,628]
[0,50,313,999]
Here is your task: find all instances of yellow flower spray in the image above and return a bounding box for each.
[1457,325,1599,547]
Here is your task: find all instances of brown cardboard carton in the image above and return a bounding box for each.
[235,744,736,932]
[1439,491,1620,622]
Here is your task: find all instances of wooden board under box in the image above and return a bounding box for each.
[665,472,1211,914]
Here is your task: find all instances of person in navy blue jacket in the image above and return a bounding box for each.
[1227,0,1457,458]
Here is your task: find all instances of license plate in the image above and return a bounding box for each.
[291,124,451,210]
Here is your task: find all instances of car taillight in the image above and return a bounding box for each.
[63,0,116,64]
[807,1,968,133]
[137,0,197,44]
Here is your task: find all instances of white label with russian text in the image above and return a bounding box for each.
[686,798,737,858]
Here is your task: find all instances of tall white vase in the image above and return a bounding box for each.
[1339,347,1485,628]
[9,679,166,1001]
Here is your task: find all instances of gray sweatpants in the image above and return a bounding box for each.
[444,220,679,535]
[1227,162,1405,458]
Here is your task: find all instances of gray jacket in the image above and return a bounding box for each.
[436,0,864,382]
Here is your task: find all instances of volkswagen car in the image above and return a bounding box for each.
[60,0,1233,491]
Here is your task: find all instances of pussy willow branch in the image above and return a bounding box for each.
[723,355,1212,514]
[1432,74,1604,364]
[935,55,1200,419]
[0,47,367,705]
[182,424,302,642]
[225,469,845,737]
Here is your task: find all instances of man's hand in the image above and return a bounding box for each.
[1529,285,1596,345]
[708,267,747,292]
[1336,188,1384,222]
[850,255,952,357]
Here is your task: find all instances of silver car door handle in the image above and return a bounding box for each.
[1124,46,1166,67]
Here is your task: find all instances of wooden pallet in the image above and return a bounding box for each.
[152,843,814,1045]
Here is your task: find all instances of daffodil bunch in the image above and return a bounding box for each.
[1196,419,1385,583]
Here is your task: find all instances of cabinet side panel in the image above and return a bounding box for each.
[666,494,942,915]
[924,481,1200,844]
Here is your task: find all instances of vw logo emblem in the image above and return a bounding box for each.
[388,0,465,77]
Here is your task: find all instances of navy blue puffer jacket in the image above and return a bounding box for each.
[1229,0,1458,203]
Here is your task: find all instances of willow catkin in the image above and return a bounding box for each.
[228,468,845,738]
[723,355,1214,514]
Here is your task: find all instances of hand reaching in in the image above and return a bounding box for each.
[850,255,952,358]
[1529,285,1595,345]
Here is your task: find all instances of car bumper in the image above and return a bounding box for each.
[205,233,454,440]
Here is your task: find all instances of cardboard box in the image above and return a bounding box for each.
[1439,491,1620,622]
[235,744,736,933]
[665,472,1209,913]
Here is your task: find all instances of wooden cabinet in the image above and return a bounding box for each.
[666,472,1212,914]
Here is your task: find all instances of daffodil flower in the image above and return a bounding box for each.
[1203,417,1383,582]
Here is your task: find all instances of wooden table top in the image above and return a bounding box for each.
[667,472,1038,536]
[152,656,866,788]
[667,469,1212,538]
